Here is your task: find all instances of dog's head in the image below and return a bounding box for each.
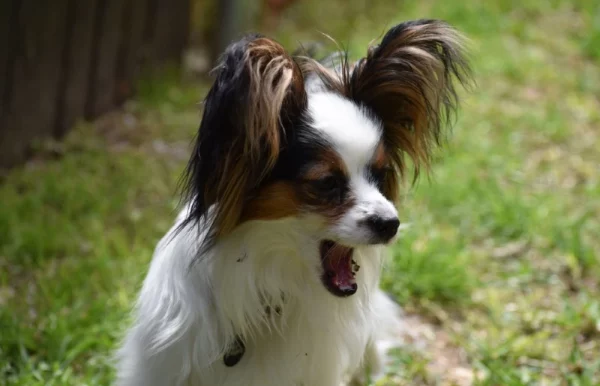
[181,20,472,297]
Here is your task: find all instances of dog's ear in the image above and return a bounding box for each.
[181,34,306,244]
[348,20,472,198]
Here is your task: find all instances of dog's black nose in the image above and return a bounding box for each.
[366,216,400,241]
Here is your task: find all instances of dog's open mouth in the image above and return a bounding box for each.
[319,240,359,297]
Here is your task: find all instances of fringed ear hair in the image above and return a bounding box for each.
[294,38,353,96]
[180,34,306,249]
[348,19,473,199]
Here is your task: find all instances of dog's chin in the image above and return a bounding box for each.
[319,240,359,298]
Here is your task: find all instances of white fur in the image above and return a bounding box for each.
[308,92,381,169]
[115,207,403,386]
[115,92,404,386]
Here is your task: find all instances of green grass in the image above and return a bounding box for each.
[0,75,203,385]
[1,0,599,384]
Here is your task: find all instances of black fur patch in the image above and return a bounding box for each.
[223,337,245,367]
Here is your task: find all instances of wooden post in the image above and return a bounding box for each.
[114,0,147,105]
[211,0,257,66]
[54,0,98,137]
[152,0,191,64]
[86,0,125,117]
[0,0,70,167]
[0,0,17,118]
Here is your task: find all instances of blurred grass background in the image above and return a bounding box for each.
[1,0,599,385]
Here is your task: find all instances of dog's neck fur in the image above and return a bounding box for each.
[129,206,387,385]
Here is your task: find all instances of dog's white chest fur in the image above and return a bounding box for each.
[204,223,381,386]
[115,210,402,386]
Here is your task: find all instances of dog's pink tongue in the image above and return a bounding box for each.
[321,242,357,297]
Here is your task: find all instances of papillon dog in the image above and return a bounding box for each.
[115,19,472,386]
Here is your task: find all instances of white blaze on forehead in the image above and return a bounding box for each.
[307,92,381,173]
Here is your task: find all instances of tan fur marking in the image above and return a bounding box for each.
[242,181,300,221]
[302,149,348,181]
[371,142,388,169]
[244,38,294,172]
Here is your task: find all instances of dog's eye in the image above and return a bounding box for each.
[312,175,344,201]
[314,175,339,192]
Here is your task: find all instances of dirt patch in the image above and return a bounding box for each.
[400,314,475,386]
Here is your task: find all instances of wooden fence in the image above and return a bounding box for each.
[0,0,190,168]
